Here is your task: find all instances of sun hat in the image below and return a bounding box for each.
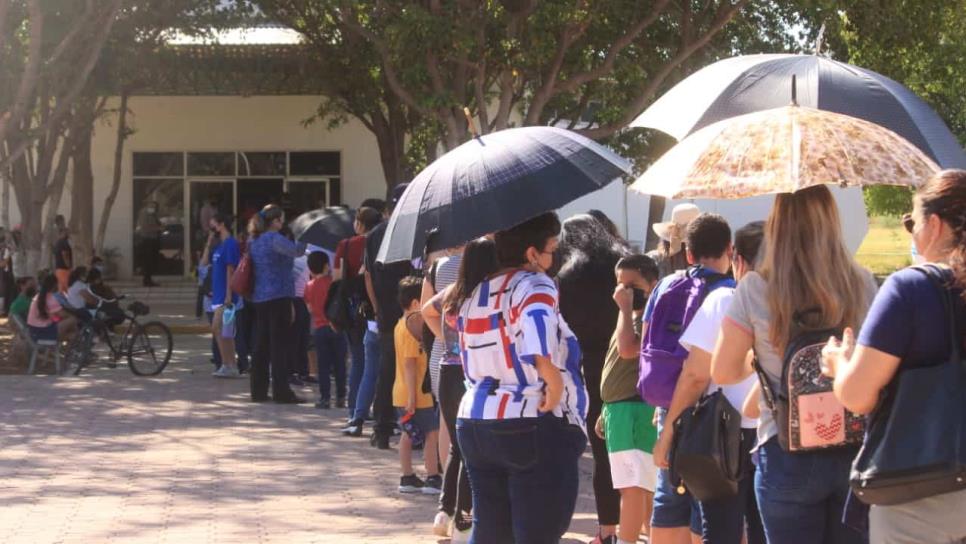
[652,203,701,256]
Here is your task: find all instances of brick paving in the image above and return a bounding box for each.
[0,335,599,543]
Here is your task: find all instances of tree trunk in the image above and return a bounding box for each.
[645,196,666,251]
[70,125,94,266]
[371,115,407,191]
[95,92,129,255]
[1,170,9,230]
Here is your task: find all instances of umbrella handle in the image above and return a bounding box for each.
[791,75,798,107]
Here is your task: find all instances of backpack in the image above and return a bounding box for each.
[639,267,733,408]
[326,239,366,331]
[754,310,866,453]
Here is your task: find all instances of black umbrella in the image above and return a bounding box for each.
[290,206,355,250]
[632,53,966,168]
[376,126,631,263]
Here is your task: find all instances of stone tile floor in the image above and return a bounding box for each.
[0,335,600,543]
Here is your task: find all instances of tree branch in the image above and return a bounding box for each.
[525,0,673,125]
[578,0,750,139]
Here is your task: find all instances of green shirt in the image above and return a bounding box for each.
[9,294,29,320]
[600,323,642,403]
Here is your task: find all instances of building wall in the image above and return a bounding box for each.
[80,95,385,278]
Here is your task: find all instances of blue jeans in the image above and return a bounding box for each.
[345,326,366,415]
[457,416,587,544]
[698,429,765,544]
[351,328,380,423]
[755,437,866,544]
[314,326,347,402]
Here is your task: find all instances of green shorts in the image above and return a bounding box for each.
[603,400,657,454]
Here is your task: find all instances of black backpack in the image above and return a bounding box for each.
[669,389,743,501]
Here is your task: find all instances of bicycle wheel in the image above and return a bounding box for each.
[66,324,96,376]
[127,321,173,376]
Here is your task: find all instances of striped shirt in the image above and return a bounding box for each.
[456,269,587,431]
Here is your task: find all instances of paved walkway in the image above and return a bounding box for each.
[0,335,600,543]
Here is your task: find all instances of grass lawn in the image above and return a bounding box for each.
[856,216,911,276]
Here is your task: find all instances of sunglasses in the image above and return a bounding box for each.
[901,213,915,234]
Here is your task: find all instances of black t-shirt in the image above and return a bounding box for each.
[54,239,72,270]
[364,222,413,332]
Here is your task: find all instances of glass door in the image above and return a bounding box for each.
[237,178,284,234]
[189,180,235,271]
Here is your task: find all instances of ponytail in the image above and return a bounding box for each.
[37,274,57,320]
[248,204,284,239]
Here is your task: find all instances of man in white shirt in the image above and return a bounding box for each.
[652,222,767,544]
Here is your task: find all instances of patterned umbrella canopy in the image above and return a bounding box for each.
[630,105,940,200]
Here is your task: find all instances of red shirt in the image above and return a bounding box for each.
[304,275,333,330]
[335,235,366,277]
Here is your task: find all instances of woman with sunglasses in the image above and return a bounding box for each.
[823,169,966,543]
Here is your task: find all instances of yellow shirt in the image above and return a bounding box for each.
[393,316,434,409]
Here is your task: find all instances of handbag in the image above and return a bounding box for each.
[325,240,354,330]
[230,251,254,299]
[669,389,743,501]
[850,265,966,505]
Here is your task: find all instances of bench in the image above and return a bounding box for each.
[9,313,63,375]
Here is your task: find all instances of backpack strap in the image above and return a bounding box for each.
[913,264,962,366]
[752,352,778,412]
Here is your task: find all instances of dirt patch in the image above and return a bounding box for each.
[0,318,58,375]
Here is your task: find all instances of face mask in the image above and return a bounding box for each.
[632,288,648,311]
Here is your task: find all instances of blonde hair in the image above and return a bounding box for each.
[760,185,867,351]
[247,204,284,239]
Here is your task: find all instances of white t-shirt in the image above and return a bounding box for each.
[66,281,91,310]
[292,255,310,298]
[679,287,759,429]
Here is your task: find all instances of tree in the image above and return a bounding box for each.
[0,0,124,273]
[825,0,966,216]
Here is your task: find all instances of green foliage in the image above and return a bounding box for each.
[862,185,914,218]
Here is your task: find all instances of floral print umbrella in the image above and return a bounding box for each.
[630,105,940,199]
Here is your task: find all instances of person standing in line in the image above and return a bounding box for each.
[336,207,382,414]
[710,186,876,544]
[291,243,313,388]
[557,214,632,544]
[53,228,73,293]
[456,212,588,544]
[822,169,966,544]
[367,184,415,450]
[596,254,660,544]
[394,276,442,495]
[248,204,307,404]
[205,212,242,379]
[651,221,766,544]
[137,201,162,287]
[422,237,500,540]
[648,204,700,280]
[304,251,347,409]
[199,235,222,371]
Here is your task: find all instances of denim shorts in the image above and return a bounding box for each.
[652,407,702,533]
[396,407,439,435]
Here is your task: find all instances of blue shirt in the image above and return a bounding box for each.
[211,236,240,306]
[858,266,963,369]
[250,232,307,303]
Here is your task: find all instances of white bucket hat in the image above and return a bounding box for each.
[652,203,701,256]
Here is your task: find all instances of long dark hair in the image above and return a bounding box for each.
[917,169,966,297]
[36,273,57,320]
[444,237,499,314]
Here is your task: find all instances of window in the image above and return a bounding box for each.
[187,152,236,176]
[238,152,286,176]
[133,152,183,177]
[290,151,340,176]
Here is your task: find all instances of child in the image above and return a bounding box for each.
[304,251,347,409]
[9,277,36,321]
[393,276,441,494]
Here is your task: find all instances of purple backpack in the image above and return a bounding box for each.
[638,268,734,408]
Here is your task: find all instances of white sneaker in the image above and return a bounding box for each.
[212,366,228,378]
[213,366,241,378]
[450,521,471,544]
[432,511,451,537]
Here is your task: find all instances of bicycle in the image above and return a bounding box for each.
[65,296,173,376]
